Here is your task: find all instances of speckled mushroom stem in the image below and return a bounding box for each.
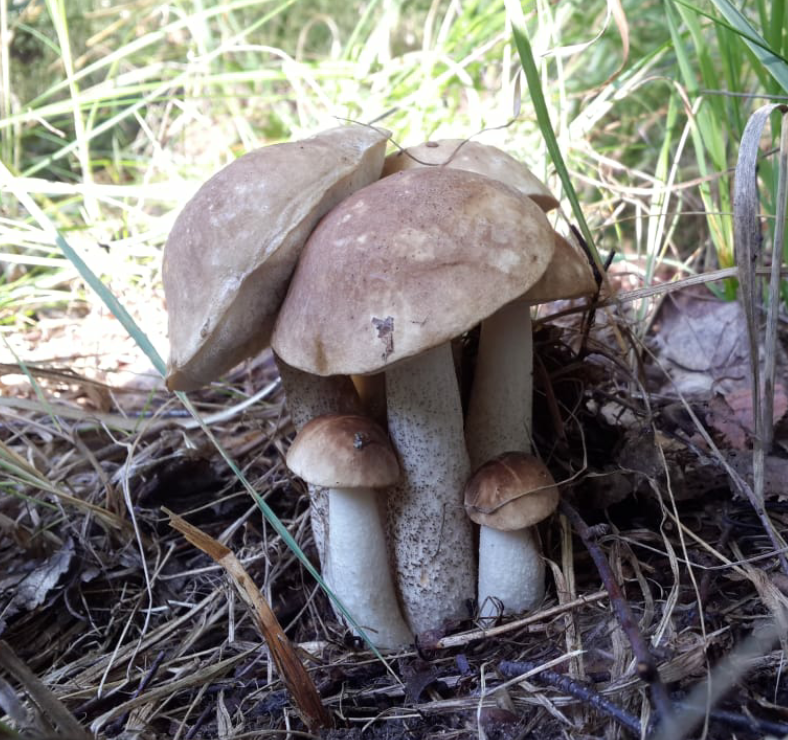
[385,342,476,634]
[464,303,547,617]
[325,486,413,648]
[465,300,534,468]
[276,356,362,567]
[276,356,362,431]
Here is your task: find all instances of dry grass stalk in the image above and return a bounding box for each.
[166,509,333,732]
[0,640,90,739]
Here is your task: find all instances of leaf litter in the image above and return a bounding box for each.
[2,281,788,740]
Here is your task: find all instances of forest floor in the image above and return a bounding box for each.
[3,268,788,740]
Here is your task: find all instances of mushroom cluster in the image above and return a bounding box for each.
[163,129,595,648]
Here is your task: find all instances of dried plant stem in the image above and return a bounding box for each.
[0,640,90,739]
[431,591,607,649]
[498,659,641,736]
[559,500,672,720]
[166,511,332,731]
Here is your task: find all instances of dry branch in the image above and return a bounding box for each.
[559,499,672,721]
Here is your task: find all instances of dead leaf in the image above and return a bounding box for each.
[725,384,788,432]
[402,659,439,703]
[652,291,751,397]
[706,395,749,450]
[706,386,788,450]
[2,537,74,620]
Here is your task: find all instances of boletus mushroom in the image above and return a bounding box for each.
[271,166,556,634]
[464,452,559,620]
[162,124,390,568]
[381,138,595,466]
[286,414,412,648]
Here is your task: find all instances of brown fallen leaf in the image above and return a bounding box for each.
[706,395,748,450]
[725,384,788,433]
[706,385,788,450]
[165,509,332,731]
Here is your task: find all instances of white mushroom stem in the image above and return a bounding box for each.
[276,356,362,569]
[477,526,545,621]
[464,303,548,620]
[465,300,533,468]
[325,486,413,648]
[385,342,476,634]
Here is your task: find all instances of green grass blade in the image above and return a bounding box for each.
[676,0,788,93]
[504,0,601,270]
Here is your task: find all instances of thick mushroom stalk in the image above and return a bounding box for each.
[477,526,544,617]
[386,343,474,633]
[286,414,413,648]
[464,452,559,621]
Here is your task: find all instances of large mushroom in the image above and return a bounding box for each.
[380,138,595,615]
[286,414,413,648]
[163,125,390,566]
[163,124,388,393]
[271,166,556,634]
[380,138,595,466]
[382,139,559,211]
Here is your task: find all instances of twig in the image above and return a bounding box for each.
[104,650,166,735]
[498,659,641,736]
[430,591,608,649]
[0,640,89,740]
[184,703,213,740]
[559,500,673,721]
[676,702,788,736]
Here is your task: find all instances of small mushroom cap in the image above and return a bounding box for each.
[286,414,400,489]
[272,167,555,376]
[524,232,597,303]
[163,125,389,392]
[464,452,559,530]
[382,139,559,212]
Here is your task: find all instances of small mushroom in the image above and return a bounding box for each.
[286,414,413,648]
[464,452,559,620]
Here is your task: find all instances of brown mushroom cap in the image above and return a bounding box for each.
[382,139,559,212]
[271,167,555,376]
[286,414,400,489]
[163,125,389,392]
[524,232,597,303]
[384,140,594,305]
[464,452,559,530]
